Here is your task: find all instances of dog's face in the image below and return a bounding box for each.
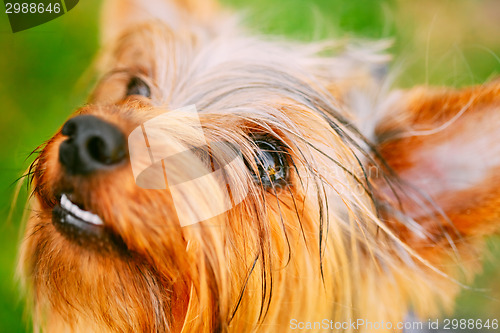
[19,0,500,332]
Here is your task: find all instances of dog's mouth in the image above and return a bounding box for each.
[57,193,104,226]
[52,193,127,252]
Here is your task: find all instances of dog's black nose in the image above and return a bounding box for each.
[59,115,127,175]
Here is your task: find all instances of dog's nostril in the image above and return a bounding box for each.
[87,136,111,165]
[59,115,127,175]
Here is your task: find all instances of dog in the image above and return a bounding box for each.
[18,0,500,332]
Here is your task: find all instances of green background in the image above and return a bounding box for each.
[0,0,499,331]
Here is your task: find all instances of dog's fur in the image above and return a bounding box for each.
[19,0,500,332]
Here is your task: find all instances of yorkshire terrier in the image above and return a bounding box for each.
[19,0,500,332]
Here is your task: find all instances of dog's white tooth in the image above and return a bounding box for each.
[80,211,89,220]
[75,205,85,215]
[75,209,85,219]
[65,197,76,211]
[78,209,103,225]
[84,213,92,223]
[59,193,104,225]
[76,208,85,218]
[70,205,79,215]
[80,211,89,221]
[90,215,104,225]
[87,214,97,224]
[85,212,96,223]
[61,194,70,209]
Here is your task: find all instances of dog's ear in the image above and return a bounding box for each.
[374,80,500,242]
[100,0,220,43]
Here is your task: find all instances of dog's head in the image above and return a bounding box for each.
[19,0,500,332]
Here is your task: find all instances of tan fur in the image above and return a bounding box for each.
[19,0,499,332]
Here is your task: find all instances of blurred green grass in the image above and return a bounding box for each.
[0,1,498,332]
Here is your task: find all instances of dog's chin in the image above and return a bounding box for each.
[24,193,181,333]
[51,192,128,254]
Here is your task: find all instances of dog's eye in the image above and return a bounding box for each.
[126,77,151,97]
[247,135,289,188]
